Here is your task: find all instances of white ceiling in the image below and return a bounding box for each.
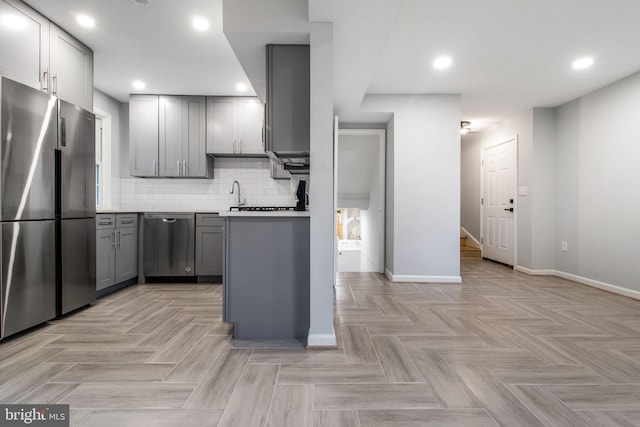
[23,0,640,131]
[24,0,255,101]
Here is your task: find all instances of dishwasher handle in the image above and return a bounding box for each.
[162,218,177,223]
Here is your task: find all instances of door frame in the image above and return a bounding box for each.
[336,128,386,273]
[480,135,518,267]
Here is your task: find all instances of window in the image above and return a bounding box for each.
[95,116,104,208]
[93,108,111,209]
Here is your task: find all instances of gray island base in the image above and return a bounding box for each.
[222,214,310,346]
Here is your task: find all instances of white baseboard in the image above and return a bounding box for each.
[385,269,462,283]
[514,266,555,276]
[307,332,337,347]
[553,270,640,301]
[460,227,481,249]
[516,267,640,301]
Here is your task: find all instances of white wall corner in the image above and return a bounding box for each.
[385,271,462,283]
[307,331,337,347]
[460,226,481,248]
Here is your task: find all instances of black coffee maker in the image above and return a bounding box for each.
[295,180,307,211]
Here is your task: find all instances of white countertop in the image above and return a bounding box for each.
[97,209,221,214]
[220,210,311,217]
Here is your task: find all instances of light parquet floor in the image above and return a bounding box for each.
[1,259,640,426]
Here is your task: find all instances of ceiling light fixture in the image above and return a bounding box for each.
[433,56,452,70]
[235,83,248,92]
[460,121,471,135]
[132,80,146,90]
[572,57,594,70]
[76,14,95,28]
[192,16,210,32]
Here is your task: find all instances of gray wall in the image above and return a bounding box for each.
[385,116,395,274]
[363,95,461,281]
[531,108,556,269]
[555,71,640,292]
[460,132,482,241]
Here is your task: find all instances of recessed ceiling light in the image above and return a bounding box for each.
[433,56,452,70]
[1,13,29,30]
[460,121,471,135]
[192,16,210,32]
[235,83,248,92]
[132,80,146,90]
[76,14,95,28]
[572,57,594,70]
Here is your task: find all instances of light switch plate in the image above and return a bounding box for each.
[518,186,528,196]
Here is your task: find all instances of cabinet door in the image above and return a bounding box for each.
[115,226,138,283]
[206,97,236,154]
[96,228,116,291]
[183,96,207,177]
[266,45,310,154]
[0,0,49,91]
[238,97,264,155]
[129,95,159,177]
[195,226,223,276]
[158,96,182,177]
[49,24,93,111]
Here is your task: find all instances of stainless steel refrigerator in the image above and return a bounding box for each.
[0,76,57,339]
[57,100,96,316]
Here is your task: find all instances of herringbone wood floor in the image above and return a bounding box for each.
[1,259,640,426]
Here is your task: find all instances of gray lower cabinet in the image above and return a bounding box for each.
[195,214,223,276]
[96,214,138,291]
[223,216,310,341]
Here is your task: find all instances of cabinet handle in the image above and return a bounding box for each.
[99,220,112,225]
[239,139,243,154]
[111,231,116,247]
[52,75,58,96]
[233,140,237,153]
[42,70,49,92]
[183,161,187,176]
[117,230,121,247]
[177,160,181,176]
[120,219,133,224]
[152,160,157,175]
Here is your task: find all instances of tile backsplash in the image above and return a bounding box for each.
[114,158,301,211]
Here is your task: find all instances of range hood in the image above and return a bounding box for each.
[268,152,309,174]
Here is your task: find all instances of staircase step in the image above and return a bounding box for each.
[460,235,467,247]
[461,245,481,259]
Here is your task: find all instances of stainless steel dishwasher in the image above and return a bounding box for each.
[143,213,195,277]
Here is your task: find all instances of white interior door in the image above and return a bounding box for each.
[482,138,516,266]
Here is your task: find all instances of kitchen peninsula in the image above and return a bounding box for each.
[220,210,310,345]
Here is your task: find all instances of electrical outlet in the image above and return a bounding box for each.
[561,241,568,252]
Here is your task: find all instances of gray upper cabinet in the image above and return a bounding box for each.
[266,44,310,156]
[129,95,159,177]
[182,96,208,177]
[133,95,209,178]
[206,96,264,156]
[0,0,49,91]
[0,1,93,111]
[159,96,183,177]
[49,23,93,111]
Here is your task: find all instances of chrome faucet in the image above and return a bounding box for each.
[230,180,245,207]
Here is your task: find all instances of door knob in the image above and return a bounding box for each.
[504,208,514,212]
